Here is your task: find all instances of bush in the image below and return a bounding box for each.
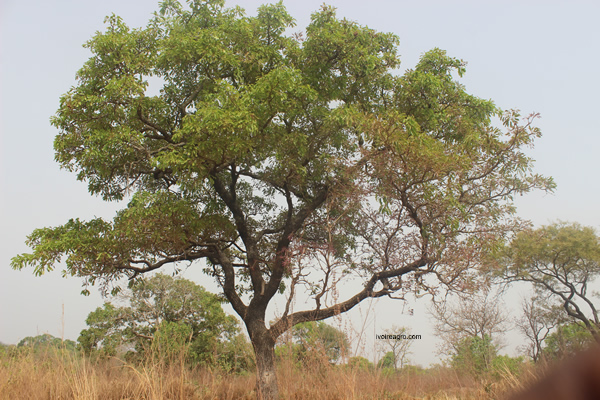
[451,334,497,377]
[347,356,373,371]
[491,355,525,379]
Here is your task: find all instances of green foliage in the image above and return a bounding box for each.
[500,222,600,335]
[0,342,8,355]
[276,321,349,369]
[377,362,425,377]
[17,334,77,354]
[490,355,525,379]
[449,335,525,380]
[215,333,255,373]
[451,334,497,377]
[543,323,594,360]
[77,274,245,369]
[347,356,373,371]
[150,320,193,361]
[77,302,127,357]
[503,223,600,282]
[402,364,426,375]
[378,351,396,369]
[10,334,79,362]
[290,321,349,364]
[12,0,552,299]
[12,1,554,394]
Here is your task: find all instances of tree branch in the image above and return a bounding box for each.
[270,258,428,339]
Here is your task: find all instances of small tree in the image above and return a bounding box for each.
[378,351,396,369]
[78,273,240,365]
[293,321,349,364]
[516,295,564,362]
[77,302,129,357]
[543,323,594,360]
[430,289,509,357]
[217,332,256,373]
[490,354,525,380]
[278,321,349,366]
[499,222,600,338]
[12,1,553,397]
[451,334,497,377]
[376,325,413,370]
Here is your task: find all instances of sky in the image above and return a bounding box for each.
[1,0,599,367]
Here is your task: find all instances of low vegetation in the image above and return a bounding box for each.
[0,340,541,400]
[4,270,595,399]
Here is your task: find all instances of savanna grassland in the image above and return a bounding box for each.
[0,344,542,400]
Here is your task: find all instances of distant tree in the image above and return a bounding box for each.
[516,295,564,362]
[78,302,129,357]
[490,354,525,379]
[451,334,497,377]
[377,351,396,369]
[14,334,77,360]
[543,322,594,360]
[278,321,349,365]
[430,289,509,357]
[498,222,600,338]
[11,1,553,397]
[347,356,373,371]
[18,334,77,353]
[218,332,256,373]
[376,325,413,369]
[78,274,240,365]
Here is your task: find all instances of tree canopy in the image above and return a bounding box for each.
[451,334,497,377]
[543,322,594,360]
[78,273,241,366]
[498,222,600,337]
[11,1,553,397]
[18,334,77,354]
[281,320,349,365]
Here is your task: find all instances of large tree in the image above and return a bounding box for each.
[11,1,552,398]
[498,222,600,338]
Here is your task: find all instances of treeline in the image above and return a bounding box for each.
[6,264,597,378]
[3,265,599,399]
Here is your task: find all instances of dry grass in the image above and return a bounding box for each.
[0,347,254,400]
[0,347,540,400]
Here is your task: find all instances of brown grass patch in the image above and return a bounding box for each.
[0,347,540,399]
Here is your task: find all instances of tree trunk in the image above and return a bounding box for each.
[248,322,279,399]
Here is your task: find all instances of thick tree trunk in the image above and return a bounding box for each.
[248,321,279,399]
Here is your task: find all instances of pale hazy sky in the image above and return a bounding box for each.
[1,0,599,366]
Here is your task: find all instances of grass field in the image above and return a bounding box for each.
[0,346,544,400]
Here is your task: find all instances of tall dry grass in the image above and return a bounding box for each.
[0,345,539,399]
[0,346,254,400]
[275,353,540,400]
